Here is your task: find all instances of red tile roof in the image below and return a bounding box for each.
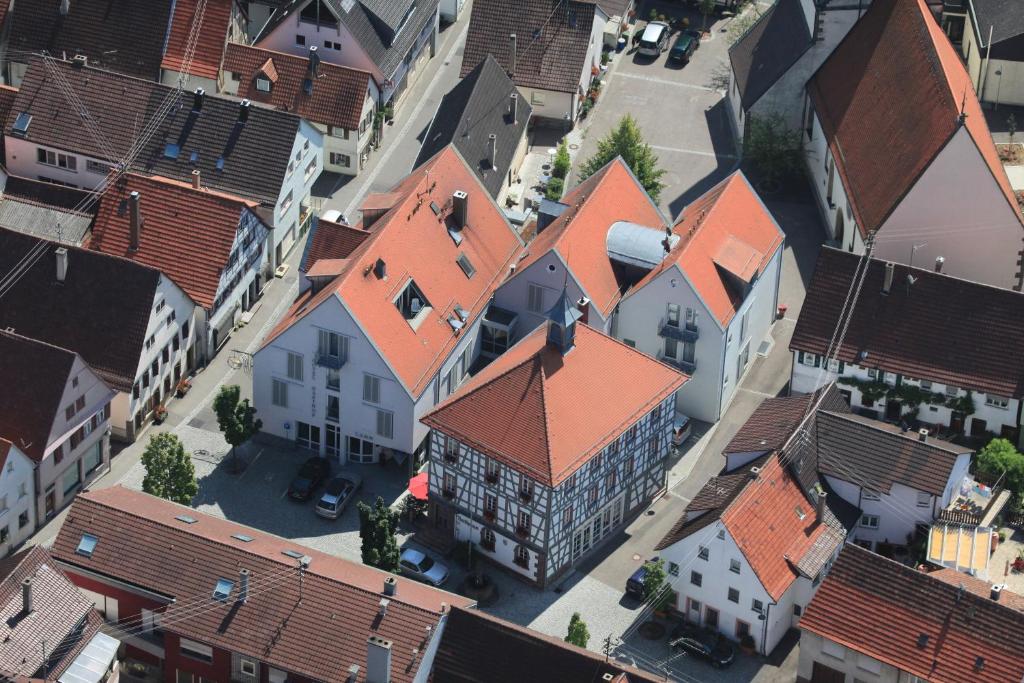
[263,146,523,397]
[724,387,850,455]
[720,455,837,600]
[52,487,473,683]
[807,0,1021,234]
[301,219,373,273]
[515,159,667,318]
[626,171,783,326]
[801,544,1024,683]
[930,567,1024,612]
[90,173,261,309]
[222,43,373,130]
[161,0,234,81]
[422,324,686,486]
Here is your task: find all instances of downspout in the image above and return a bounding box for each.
[761,602,772,655]
[978,25,993,98]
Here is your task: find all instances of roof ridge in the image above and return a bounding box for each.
[0,328,77,360]
[818,409,965,455]
[226,40,376,78]
[536,350,556,483]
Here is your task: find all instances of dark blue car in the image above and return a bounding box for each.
[626,557,659,598]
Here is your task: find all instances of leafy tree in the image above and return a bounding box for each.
[976,438,1024,502]
[744,113,803,188]
[358,496,401,572]
[141,433,198,505]
[552,140,571,180]
[578,115,666,201]
[700,0,716,31]
[565,612,590,648]
[545,176,565,200]
[642,558,670,609]
[213,385,263,468]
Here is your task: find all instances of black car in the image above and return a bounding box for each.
[288,457,331,501]
[668,33,698,64]
[625,557,659,598]
[669,622,736,668]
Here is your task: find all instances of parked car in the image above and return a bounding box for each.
[287,457,331,501]
[637,21,670,57]
[315,472,363,519]
[669,32,698,64]
[399,548,450,587]
[626,557,660,598]
[669,622,736,668]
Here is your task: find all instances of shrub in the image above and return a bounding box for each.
[545,177,565,200]
[552,141,571,179]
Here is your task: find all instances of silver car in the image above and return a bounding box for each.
[315,472,363,520]
[399,548,450,587]
[638,21,670,57]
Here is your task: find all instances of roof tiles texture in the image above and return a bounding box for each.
[791,247,1024,397]
[729,0,810,109]
[161,0,235,80]
[800,544,1024,682]
[52,487,473,683]
[222,43,372,130]
[422,323,686,485]
[301,219,373,273]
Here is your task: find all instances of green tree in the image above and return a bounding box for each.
[744,113,804,188]
[141,433,198,505]
[565,612,590,648]
[642,558,671,609]
[552,140,571,180]
[545,176,565,200]
[213,385,263,468]
[700,0,716,31]
[358,496,401,572]
[976,438,1024,501]
[578,114,666,201]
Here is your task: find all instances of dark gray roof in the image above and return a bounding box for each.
[9,57,302,206]
[415,55,532,198]
[596,0,631,18]
[728,0,811,109]
[359,0,416,35]
[970,0,1024,46]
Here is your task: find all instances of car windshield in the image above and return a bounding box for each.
[697,632,719,650]
[418,556,435,571]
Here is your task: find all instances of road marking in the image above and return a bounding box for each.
[650,144,736,159]
[615,71,717,93]
[239,448,264,482]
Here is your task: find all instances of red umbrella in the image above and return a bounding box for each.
[408,472,429,500]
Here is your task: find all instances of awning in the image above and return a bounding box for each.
[409,472,428,500]
[58,631,119,683]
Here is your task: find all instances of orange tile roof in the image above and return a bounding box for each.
[515,159,667,318]
[930,568,1024,612]
[90,173,261,309]
[161,0,233,81]
[263,146,523,397]
[421,323,686,486]
[222,43,373,130]
[627,172,783,327]
[301,219,373,273]
[720,454,834,600]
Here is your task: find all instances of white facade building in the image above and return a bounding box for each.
[0,440,37,556]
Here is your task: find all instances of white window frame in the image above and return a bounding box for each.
[985,394,1010,409]
[860,514,880,529]
[376,409,394,439]
[272,379,288,407]
[363,374,381,404]
[527,283,545,313]
[240,659,258,677]
[286,352,303,381]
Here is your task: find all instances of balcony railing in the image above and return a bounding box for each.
[658,318,699,343]
[315,352,345,369]
[657,350,696,374]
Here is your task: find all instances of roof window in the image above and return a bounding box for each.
[76,533,98,557]
[456,253,475,279]
[175,514,198,524]
[231,533,254,543]
[282,549,304,559]
[12,112,31,137]
[396,279,431,325]
[795,506,807,520]
[163,143,180,160]
[213,578,234,601]
[916,634,929,649]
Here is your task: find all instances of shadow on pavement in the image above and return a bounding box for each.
[666,98,737,217]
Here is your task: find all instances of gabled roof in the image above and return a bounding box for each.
[52,487,473,683]
[800,544,1024,683]
[432,606,663,683]
[461,0,598,94]
[161,0,235,80]
[90,173,261,309]
[222,43,373,130]
[422,323,685,486]
[969,0,1024,48]
[0,227,163,393]
[0,331,76,460]
[816,410,968,496]
[930,567,1024,612]
[416,55,532,198]
[515,159,666,318]
[0,175,96,245]
[729,0,811,110]
[791,247,1024,397]
[807,0,1020,234]
[626,171,783,327]
[9,57,303,206]
[725,389,849,455]
[300,219,373,273]
[263,145,523,398]
[8,0,175,80]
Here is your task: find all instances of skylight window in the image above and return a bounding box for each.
[396,280,431,323]
[175,514,198,524]
[12,112,31,137]
[231,533,254,543]
[189,150,199,165]
[282,549,304,559]
[213,578,234,601]
[76,533,98,557]
[163,143,180,160]
[215,157,225,172]
[430,201,441,216]
[794,506,807,521]
[456,253,476,279]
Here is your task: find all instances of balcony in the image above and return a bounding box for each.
[658,318,699,343]
[515,525,529,539]
[314,352,345,369]
[657,350,696,374]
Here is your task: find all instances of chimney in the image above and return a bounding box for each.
[59,0,70,16]
[346,665,360,683]
[509,34,517,76]
[576,296,590,325]
[238,99,251,123]
[308,45,320,75]
[129,191,142,251]
[510,93,518,124]
[882,262,894,295]
[238,568,250,603]
[191,169,201,189]
[935,256,945,273]
[21,578,32,614]
[452,190,468,229]
[378,598,389,617]
[816,490,827,521]
[55,247,68,283]
[192,87,205,113]
[487,134,497,169]
[918,428,929,443]
[366,636,392,683]
[383,576,397,596]
[991,584,1003,601]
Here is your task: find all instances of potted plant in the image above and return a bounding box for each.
[153,404,168,424]
[740,634,756,655]
[176,377,192,398]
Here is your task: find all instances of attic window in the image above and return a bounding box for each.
[215,157,225,173]
[12,112,31,137]
[189,150,199,165]
[455,305,469,321]
[396,279,431,324]
[76,533,98,557]
[282,549,304,559]
[975,656,985,671]
[916,634,929,649]
[456,253,476,279]
[448,316,465,332]
[175,514,198,524]
[795,506,806,520]
[430,201,441,216]
[256,77,272,92]
[231,533,254,543]
[164,143,180,160]
[213,578,234,602]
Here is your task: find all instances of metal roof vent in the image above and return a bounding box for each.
[606,221,678,270]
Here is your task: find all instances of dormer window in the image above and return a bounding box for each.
[396,279,431,326]
[256,77,272,92]
[213,578,234,601]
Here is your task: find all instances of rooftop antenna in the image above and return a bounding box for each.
[957,88,968,126]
